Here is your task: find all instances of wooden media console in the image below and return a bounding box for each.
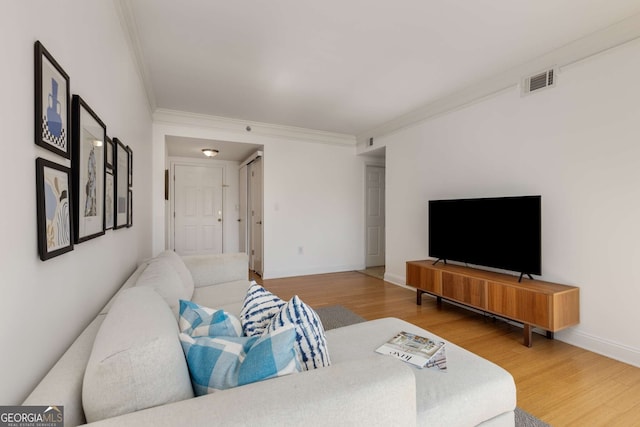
[406,260,580,347]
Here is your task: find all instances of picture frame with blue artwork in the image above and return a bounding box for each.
[35,158,74,260]
[72,95,106,243]
[35,41,71,159]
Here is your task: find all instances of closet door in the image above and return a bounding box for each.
[238,164,248,254]
[249,157,263,275]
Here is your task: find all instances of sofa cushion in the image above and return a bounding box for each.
[240,282,286,337]
[157,250,195,297]
[191,280,251,318]
[179,325,299,395]
[268,295,331,371]
[82,287,194,423]
[135,258,191,313]
[179,300,242,338]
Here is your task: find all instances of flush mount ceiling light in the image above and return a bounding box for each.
[202,148,219,158]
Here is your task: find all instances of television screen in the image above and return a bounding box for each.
[428,195,541,275]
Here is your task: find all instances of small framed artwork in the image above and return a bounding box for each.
[127,145,133,188]
[105,171,114,230]
[35,158,73,260]
[72,95,106,243]
[114,137,129,229]
[105,136,114,170]
[35,41,71,159]
[127,189,133,227]
[164,169,169,200]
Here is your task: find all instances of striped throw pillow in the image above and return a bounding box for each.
[240,282,285,337]
[267,295,331,371]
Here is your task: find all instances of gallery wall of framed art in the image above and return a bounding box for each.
[33,40,134,261]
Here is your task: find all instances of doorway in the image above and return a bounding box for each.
[238,152,264,276]
[172,163,224,255]
[365,164,385,268]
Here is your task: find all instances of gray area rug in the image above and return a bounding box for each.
[515,408,551,427]
[315,305,366,331]
[315,305,551,427]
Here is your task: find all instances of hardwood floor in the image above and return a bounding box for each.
[256,271,640,427]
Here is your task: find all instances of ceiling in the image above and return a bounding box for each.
[166,135,262,162]
[124,1,640,137]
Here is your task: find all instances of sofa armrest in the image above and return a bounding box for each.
[86,357,417,427]
[181,253,249,288]
[23,316,106,427]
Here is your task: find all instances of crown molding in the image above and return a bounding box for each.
[153,109,357,147]
[357,12,640,148]
[113,0,157,113]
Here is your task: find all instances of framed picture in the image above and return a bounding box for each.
[127,189,133,227]
[127,145,133,188]
[105,136,114,170]
[35,158,73,260]
[35,41,71,159]
[114,138,129,229]
[105,171,114,230]
[72,95,106,243]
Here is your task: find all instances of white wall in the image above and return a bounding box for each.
[263,140,365,278]
[0,1,153,404]
[383,39,640,366]
[152,119,365,279]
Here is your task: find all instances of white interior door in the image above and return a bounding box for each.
[365,165,385,267]
[239,164,248,254]
[249,157,263,275]
[174,164,224,255]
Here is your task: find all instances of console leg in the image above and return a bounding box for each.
[546,331,554,340]
[416,290,424,305]
[436,296,442,305]
[524,324,533,347]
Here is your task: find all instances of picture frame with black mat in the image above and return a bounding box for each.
[35,157,74,260]
[71,95,106,243]
[35,41,71,159]
[114,137,129,229]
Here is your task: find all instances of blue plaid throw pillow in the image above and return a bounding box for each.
[179,325,300,395]
[240,282,286,337]
[268,295,331,371]
[179,300,242,338]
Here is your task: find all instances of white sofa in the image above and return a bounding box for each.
[23,252,516,426]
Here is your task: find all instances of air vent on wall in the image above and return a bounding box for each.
[521,68,557,96]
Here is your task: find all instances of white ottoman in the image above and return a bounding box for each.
[325,318,516,427]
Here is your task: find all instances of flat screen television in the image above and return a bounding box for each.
[428,195,541,277]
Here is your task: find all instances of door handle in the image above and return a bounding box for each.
[257,221,262,225]
[218,218,222,222]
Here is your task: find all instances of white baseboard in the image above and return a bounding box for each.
[556,329,640,368]
[383,272,410,288]
[263,264,364,280]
